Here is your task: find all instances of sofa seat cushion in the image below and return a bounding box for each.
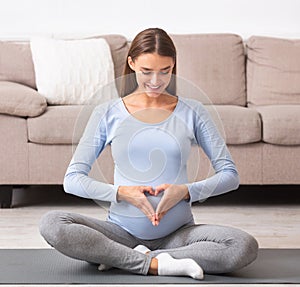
[207,105,261,144]
[252,105,300,145]
[27,105,94,144]
[28,104,261,145]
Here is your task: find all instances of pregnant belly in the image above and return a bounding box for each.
[108,194,194,240]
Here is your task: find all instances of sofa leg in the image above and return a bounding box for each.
[0,185,13,208]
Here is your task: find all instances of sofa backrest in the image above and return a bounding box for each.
[171,33,246,106]
[0,35,129,90]
[247,35,300,106]
[0,41,36,89]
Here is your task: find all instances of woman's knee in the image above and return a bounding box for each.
[227,230,259,272]
[242,232,259,263]
[39,210,69,246]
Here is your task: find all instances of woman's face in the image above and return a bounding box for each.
[128,53,175,98]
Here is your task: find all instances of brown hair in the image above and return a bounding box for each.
[120,28,177,97]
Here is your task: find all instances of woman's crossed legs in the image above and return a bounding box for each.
[39,210,258,277]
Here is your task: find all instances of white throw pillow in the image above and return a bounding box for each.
[30,37,118,105]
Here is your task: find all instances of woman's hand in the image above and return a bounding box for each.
[154,184,190,226]
[117,185,156,225]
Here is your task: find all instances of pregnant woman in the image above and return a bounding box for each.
[39,28,258,280]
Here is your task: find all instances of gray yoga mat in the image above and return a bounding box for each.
[0,248,300,284]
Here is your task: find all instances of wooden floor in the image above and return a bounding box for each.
[0,184,299,287]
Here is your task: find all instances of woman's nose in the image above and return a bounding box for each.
[150,73,160,85]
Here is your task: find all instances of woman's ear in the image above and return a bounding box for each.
[128,56,135,71]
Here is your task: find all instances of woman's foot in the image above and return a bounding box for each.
[155,252,204,280]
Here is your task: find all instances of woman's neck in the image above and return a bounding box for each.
[122,92,179,124]
[126,92,177,109]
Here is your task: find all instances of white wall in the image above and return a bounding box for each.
[0,0,300,40]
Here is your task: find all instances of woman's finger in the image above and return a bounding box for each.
[155,210,168,225]
[154,184,170,196]
[139,198,156,224]
[143,186,155,195]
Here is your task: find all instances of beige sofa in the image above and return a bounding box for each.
[0,33,299,208]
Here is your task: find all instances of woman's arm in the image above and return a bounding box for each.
[63,104,119,203]
[186,104,240,203]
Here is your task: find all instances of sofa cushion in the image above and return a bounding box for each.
[206,105,261,144]
[171,34,246,106]
[252,105,300,145]
[91,35,129,80]
[27,104,261,145]
[30,37,117,105]
[0,41,36,89]
[27,105,94,144]
[247,36,300,105]
[60,35,129,81]
[0,35,129,90]
[0,81,47,117]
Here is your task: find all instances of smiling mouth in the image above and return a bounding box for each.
[146,84,163,91]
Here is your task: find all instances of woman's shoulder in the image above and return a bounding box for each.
[93,97,123,115]
[177,96,216,125]
[177,96,206,113]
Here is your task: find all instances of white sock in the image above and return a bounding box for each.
[98,245,151,271]
[156,252,204,280]
[133,245,151,254]
[98,263,112,271]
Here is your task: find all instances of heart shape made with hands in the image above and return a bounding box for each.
[117,183,189,226]
[147,183,189,226]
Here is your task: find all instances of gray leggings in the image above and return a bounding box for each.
[39,210,258,275]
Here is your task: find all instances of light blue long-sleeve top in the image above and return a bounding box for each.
[63,96,239,240]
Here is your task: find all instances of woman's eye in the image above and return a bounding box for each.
[141,71,151,75]
[140,70,170,75]
[160,70,170,75]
